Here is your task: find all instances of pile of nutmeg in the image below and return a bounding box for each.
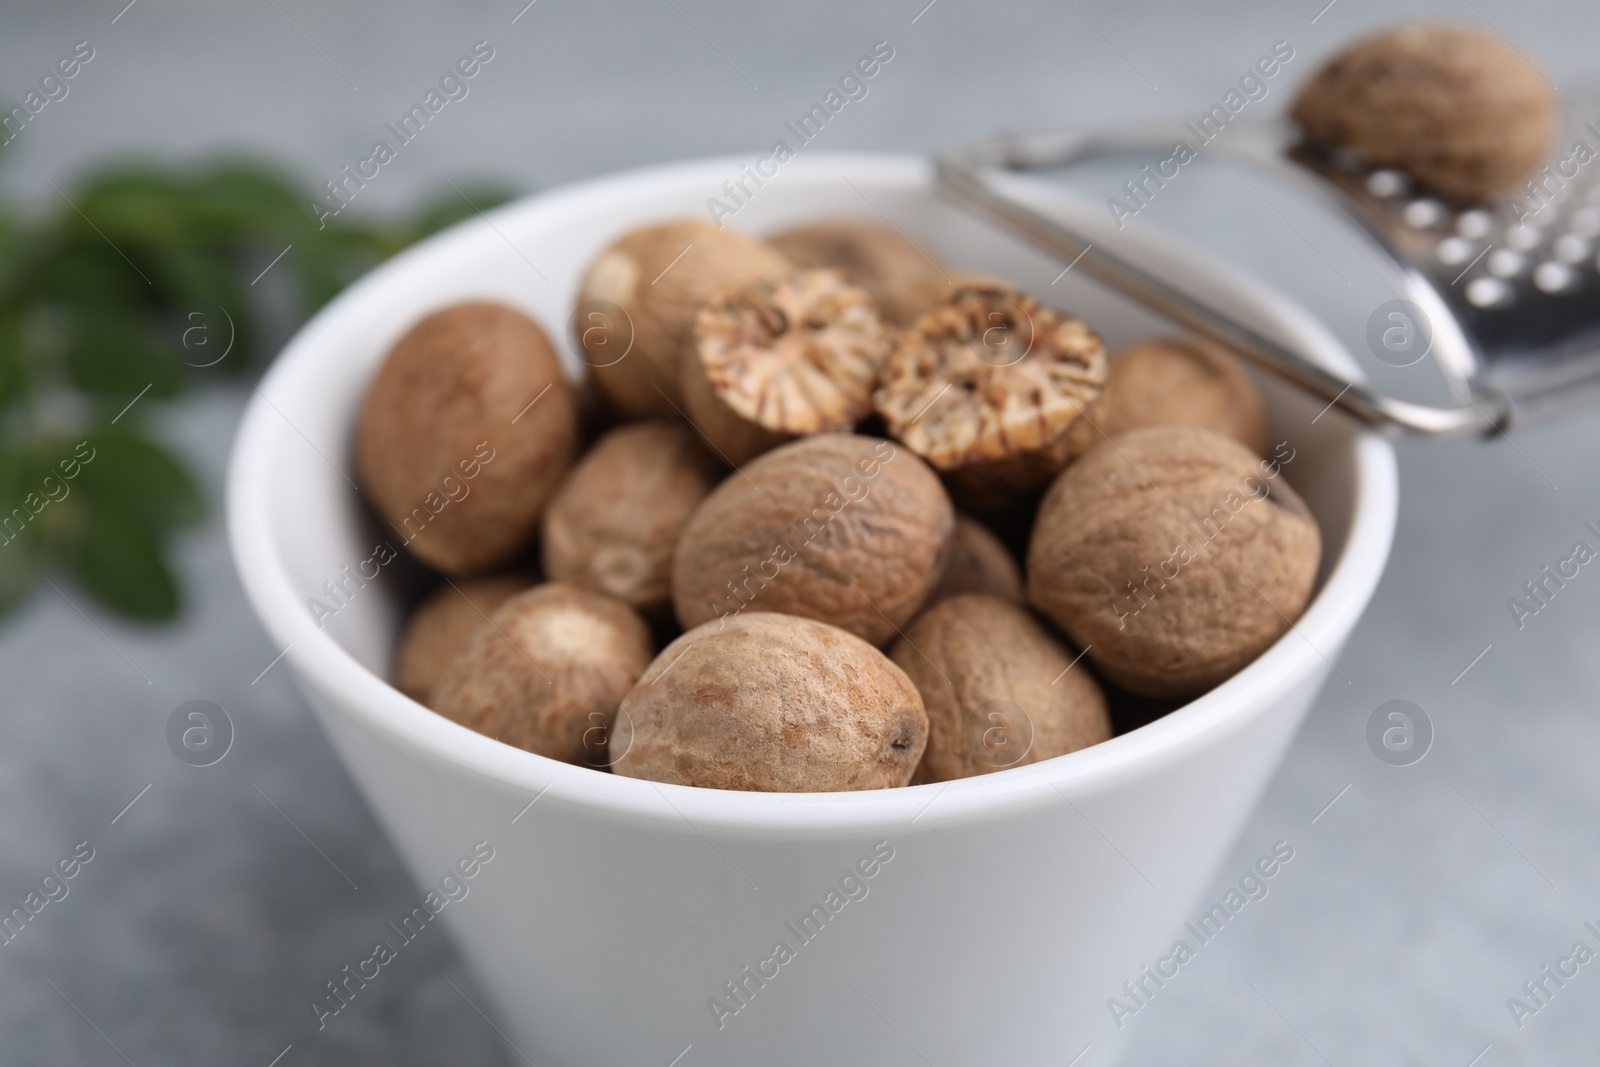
[354,20,1541,791]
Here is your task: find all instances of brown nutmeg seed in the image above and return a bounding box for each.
[682,269,892,466]
[541,421,720,614]
[1096,337,1268,455]
[874,280,1107,504]
[611,612,928,791]
[1027,427,1321,699]
[768,219,949,326]
[356,302,577,575]
[1290,22,1555,202]
[890,594,1109,783]
[672,433,954,646]
[930,515,1025,605]
[575,219,790,418]
[432,583,653,765]
[394,575,532,706]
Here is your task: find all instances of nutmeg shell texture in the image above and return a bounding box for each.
[891,594,1109,783]
[576,219,790,418]
[1027,427,1321,698]
[1095,337,1268,455]
[541,421,721,614]
[1290,22,1555,201]
[432,583,653,765]
[356,302,577,575]
[929,515,1025,605]
[612,612,928,791]
[672,434,954,646]
[394,574,532,706]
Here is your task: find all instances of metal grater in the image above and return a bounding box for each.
[936,101,1600,436]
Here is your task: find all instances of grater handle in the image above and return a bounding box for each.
[934,132,1510,437]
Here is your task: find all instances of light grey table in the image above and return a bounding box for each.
[2,1,1598,1063]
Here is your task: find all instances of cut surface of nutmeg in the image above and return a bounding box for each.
[1096,336,1268,455]
[683,268,891,465]
[768,219,949,326]
[1027,427,1321,699]
[394,575,531,706]
[1291,21,1555,201]
[541,421,721,613]
[612,612,928,791]
[891,594,1109,783]
[874,280,1106,494]
[575,219,790,418]
[432,583,653,765]
[672,433,954,646]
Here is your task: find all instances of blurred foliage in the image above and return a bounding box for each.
[0,160,515,621]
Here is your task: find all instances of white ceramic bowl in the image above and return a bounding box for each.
[228,154,1396,1066]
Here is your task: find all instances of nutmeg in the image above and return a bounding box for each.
[356,302,577,575]
[873,279,1107,506]
[768,219,949,326]
[612,612,928,791]
[1291,22,1555,201]
[930,515,1024,605]
[1026,427,1321,698]
[575,219,790,418]
[890,594,1109,782]
[1095,337,1268,455]
[394,575,531,706]
[432,583,653,765]
[672,434,954,646]
[541,421,721,614]
[682,269,892,465]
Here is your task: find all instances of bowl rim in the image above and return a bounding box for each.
[227,152,1398,835]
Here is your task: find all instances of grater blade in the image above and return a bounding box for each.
[937,111,1600,437]
[1293,96,1600,422]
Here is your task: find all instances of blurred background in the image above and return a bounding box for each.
[2,0,1598,1063]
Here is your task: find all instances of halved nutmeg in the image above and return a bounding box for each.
[682,268,891,466]
[872,280,1106,505]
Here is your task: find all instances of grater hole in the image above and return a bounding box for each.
[1404,199,1446,229]
[1570,208,1600,238]
[1534,262,1576,293]
[1506,227,1542,252]
[1436,237,1478,266]
[1553,234,1590,264]
[1467,277,1511,307]
[1367,170,1408,198]
[1457,210,1494,239]
[1488,249,1526,278]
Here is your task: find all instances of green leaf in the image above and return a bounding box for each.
[142,244,256,367]
[60,498,179,620]
[0,449,42,612]
[0,156,513,627]
[145,243,234,308]
[29,240,152,312]
[73,430,202,530]
[64,311,185,399]
[0,312,25,413]
[191,164,313,237]
[71,168,197,246]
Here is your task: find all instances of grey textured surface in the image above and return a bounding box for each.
[1,1,1598,1064]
